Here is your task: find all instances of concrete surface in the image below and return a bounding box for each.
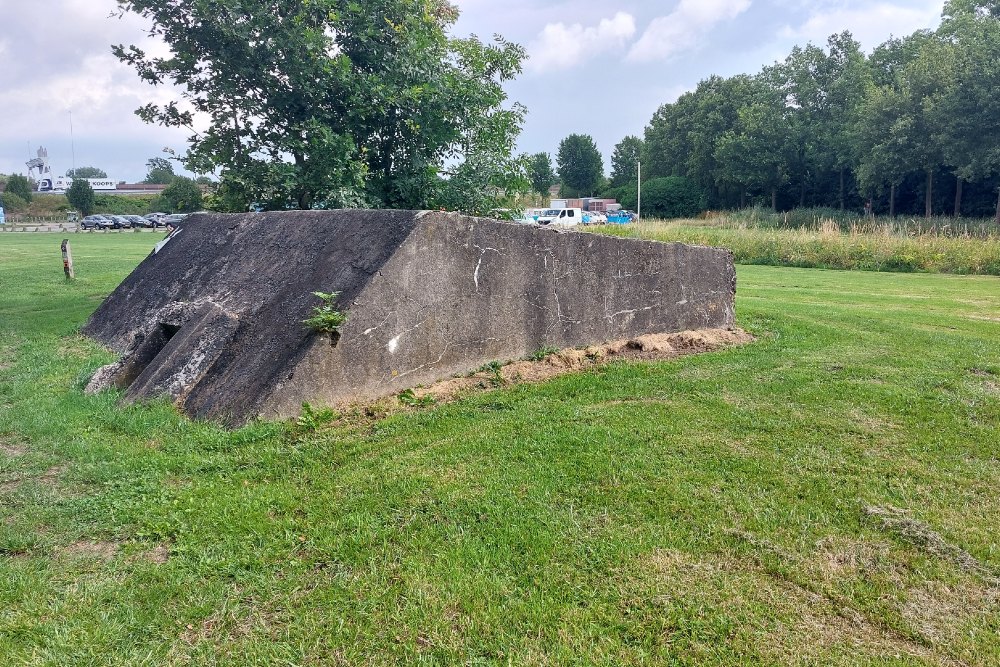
[83,210,736,425]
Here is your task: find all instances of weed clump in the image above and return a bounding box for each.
[303,291,347,334]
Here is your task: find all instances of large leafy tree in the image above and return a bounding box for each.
[556,134,603,196]
[66,179,95,216]
[66,166,108,179]
[528,152,557,195]
[160,177,204,213]
[143,158,176,184]
[113,0,526,213]
[610,135,643,188]
[714,74,792,210]
[936,0,1000,223]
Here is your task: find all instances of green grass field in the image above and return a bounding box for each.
[1,234,999,665]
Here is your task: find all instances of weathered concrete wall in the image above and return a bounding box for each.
[84,210,735,425]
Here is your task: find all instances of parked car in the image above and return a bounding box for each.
[80,215,110,230]
[124,215,151,228]
[583,211,607,224]
[103,215,130,229]
[144,212,168,227]
[163,213,188,226]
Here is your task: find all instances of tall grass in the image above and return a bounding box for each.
[599,212,1000,275]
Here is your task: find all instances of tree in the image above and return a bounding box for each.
[610,136,643,188]
[556,134,603,196]
[66,166,108,179]
[143,157,175,184]
[528,153,557,195]
[936,0,1000,223]
[160,177,203,213]
[114,0,526,214]
[5,174,33,204]
[66,179,95,216]
[714,75,793,210]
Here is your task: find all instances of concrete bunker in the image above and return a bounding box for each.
[84,210,737,425]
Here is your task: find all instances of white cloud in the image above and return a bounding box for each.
[627,0,752,63]
[527,12,636,73]
[779,1,942,49]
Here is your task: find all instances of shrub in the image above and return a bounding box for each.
[0,192,29,213]
[5,174,33,203]
[640,177,706,219]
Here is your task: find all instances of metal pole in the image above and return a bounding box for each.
[637,161,641,221]
[69,111,76,178]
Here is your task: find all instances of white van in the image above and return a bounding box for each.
[536,207,582,227]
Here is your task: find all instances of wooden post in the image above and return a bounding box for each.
[61,239,75,280]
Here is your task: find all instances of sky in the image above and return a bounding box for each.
[0,0,945,183]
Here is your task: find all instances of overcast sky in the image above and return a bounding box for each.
[0,0,944,183]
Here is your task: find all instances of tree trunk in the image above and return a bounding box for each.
[740,190,746,208]
[772,188,777,212]
[995,187,1000,227]
[839,169,845,210]
[954,176,963,218]
[925,168,933,219]
[800,180,806,207]
[890,183,896,218]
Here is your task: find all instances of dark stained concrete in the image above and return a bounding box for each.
[84,210,736,425]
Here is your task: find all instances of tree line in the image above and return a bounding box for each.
[530,1,1000,222]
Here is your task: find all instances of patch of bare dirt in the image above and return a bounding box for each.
[413,327,753,404]
[144,544,170,564]
[63,540,119,561]
[0,434,26,457]
[38,464,68,489]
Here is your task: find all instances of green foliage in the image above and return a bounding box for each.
[143,157,175,184]
[66,166,108,179]
[610,135,643,187]
[0,192,28,213]
[5,174,33,204]
[528,152,557,195]
[603,184,638,210]
[641,177,707,219]
[295,402,337,432]
[528,346,560,361]
[93,195,155,215]
[557,134,604,196]
[302,291,347,334]
[160,177,203,213]
[398,388,436,407]
[66,179,95,216]
[640,11,1000,220]
[115,0,526,214]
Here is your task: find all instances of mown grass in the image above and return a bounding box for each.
[1,234,999,665]
[598,216,1000,275]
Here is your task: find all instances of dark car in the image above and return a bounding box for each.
[124,215,151,228]
[107,215,132,229]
